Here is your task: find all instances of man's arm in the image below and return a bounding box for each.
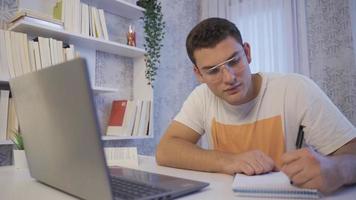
[156,120,276,175]
[281,138,356,194]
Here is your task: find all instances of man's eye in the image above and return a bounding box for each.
[228,58,239,66]
[207,67,220,75]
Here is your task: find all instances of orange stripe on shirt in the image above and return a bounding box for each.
[211,115,285,167]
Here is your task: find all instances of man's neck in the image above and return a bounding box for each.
[245,73,262,103]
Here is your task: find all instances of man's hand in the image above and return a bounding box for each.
[222,150,276,175]
[281,148,343,194]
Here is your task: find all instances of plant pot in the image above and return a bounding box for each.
[13,150,28,169]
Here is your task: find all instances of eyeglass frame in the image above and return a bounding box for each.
[196,50,245,81]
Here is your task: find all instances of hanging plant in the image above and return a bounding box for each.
[137,0,165,86]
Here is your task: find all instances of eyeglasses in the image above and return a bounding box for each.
[198,52,244,81]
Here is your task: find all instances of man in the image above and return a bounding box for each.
[156,18,356,194]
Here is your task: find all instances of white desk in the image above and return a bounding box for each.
[1,155,355,200]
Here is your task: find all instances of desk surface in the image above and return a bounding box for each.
[1,155,355,200]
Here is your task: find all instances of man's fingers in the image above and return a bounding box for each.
[289,168,314,186]
[248,159,264,174]
[281,152,300,165]
[256,153,275,173]
[240,162,255,175]
[273,165,280,172]
[281,148,308,165]
[281,162,304,179]
[298,176,322,190]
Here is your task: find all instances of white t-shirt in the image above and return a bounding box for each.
[175,73,356,155]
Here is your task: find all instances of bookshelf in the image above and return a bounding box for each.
[8,20,146,58]
[0,140,13,145]
[91,0,145,20]
[1,79,117,93]
[92,86,118,93]
[1,0,153,141]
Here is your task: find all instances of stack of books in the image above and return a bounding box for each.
[0,88,18,141]
[53,0,109,40]
[106,100,152,137]
[0,29,78,79]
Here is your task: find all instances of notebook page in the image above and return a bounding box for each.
[104,147,139,168]
[232,172,319,198]
[233,172,295,190]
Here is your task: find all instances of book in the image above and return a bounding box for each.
[32,41,42,70]
[138,100,150,136]
[120,100,135,136]
[92,7,103,39]
[132,100,143,136]
[37,37,51,68]
[125,100,137,136]
[81,3,89,36]
[64,44,75,61]
[104,147,138,168]
[28,41,36,72]
[98,9,109,40]
[57,40,64,64]
[4,31,15,78]
[0,29,10,81]
[0,90,10,140]
[73,0,81,34]
[232,172,319,199]
[106,100,128,136]
[21,33,32,73]
[11,32,23,77]
[53,0,62,20]
[6,98,19,140]
[49,38,56,65]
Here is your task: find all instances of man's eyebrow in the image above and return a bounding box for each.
[201,51,239,70]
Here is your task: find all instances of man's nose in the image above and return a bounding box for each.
[221,65,236,84]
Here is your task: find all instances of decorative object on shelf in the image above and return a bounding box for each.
[11,130,24,151]
[136,0,165,86]
[127,25,136,46]
[11,130,28,169]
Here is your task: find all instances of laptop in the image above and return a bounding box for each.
[9,58,209,200]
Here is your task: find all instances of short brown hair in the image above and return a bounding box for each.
[186,18,243,65]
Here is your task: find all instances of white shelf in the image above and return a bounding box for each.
[8,20,146,58]
[92,86,118,93]
[0,140,13,145]
[102,135,153,140]
[92,0,145,20]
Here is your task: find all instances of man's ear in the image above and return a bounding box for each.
[193,66,204,83]
[243,42,252,64]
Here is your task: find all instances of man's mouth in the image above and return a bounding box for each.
[224,83,242,95]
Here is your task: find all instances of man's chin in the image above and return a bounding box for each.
[222,94,245,106]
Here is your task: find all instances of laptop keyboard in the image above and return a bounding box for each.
[111,176,171,200]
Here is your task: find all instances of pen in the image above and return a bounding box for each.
[296,125,304,149]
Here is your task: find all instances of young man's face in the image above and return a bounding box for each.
[193,36,253,105]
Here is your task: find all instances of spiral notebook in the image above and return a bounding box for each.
[232,172,319,199]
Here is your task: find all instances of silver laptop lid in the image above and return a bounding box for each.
[10,58,113,200]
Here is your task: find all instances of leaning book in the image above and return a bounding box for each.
[232,172,319,199]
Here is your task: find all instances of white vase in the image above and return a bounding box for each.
[13,150,28,170]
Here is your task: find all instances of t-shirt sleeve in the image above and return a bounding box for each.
[174,87,205,135]
[298,76,356,155]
